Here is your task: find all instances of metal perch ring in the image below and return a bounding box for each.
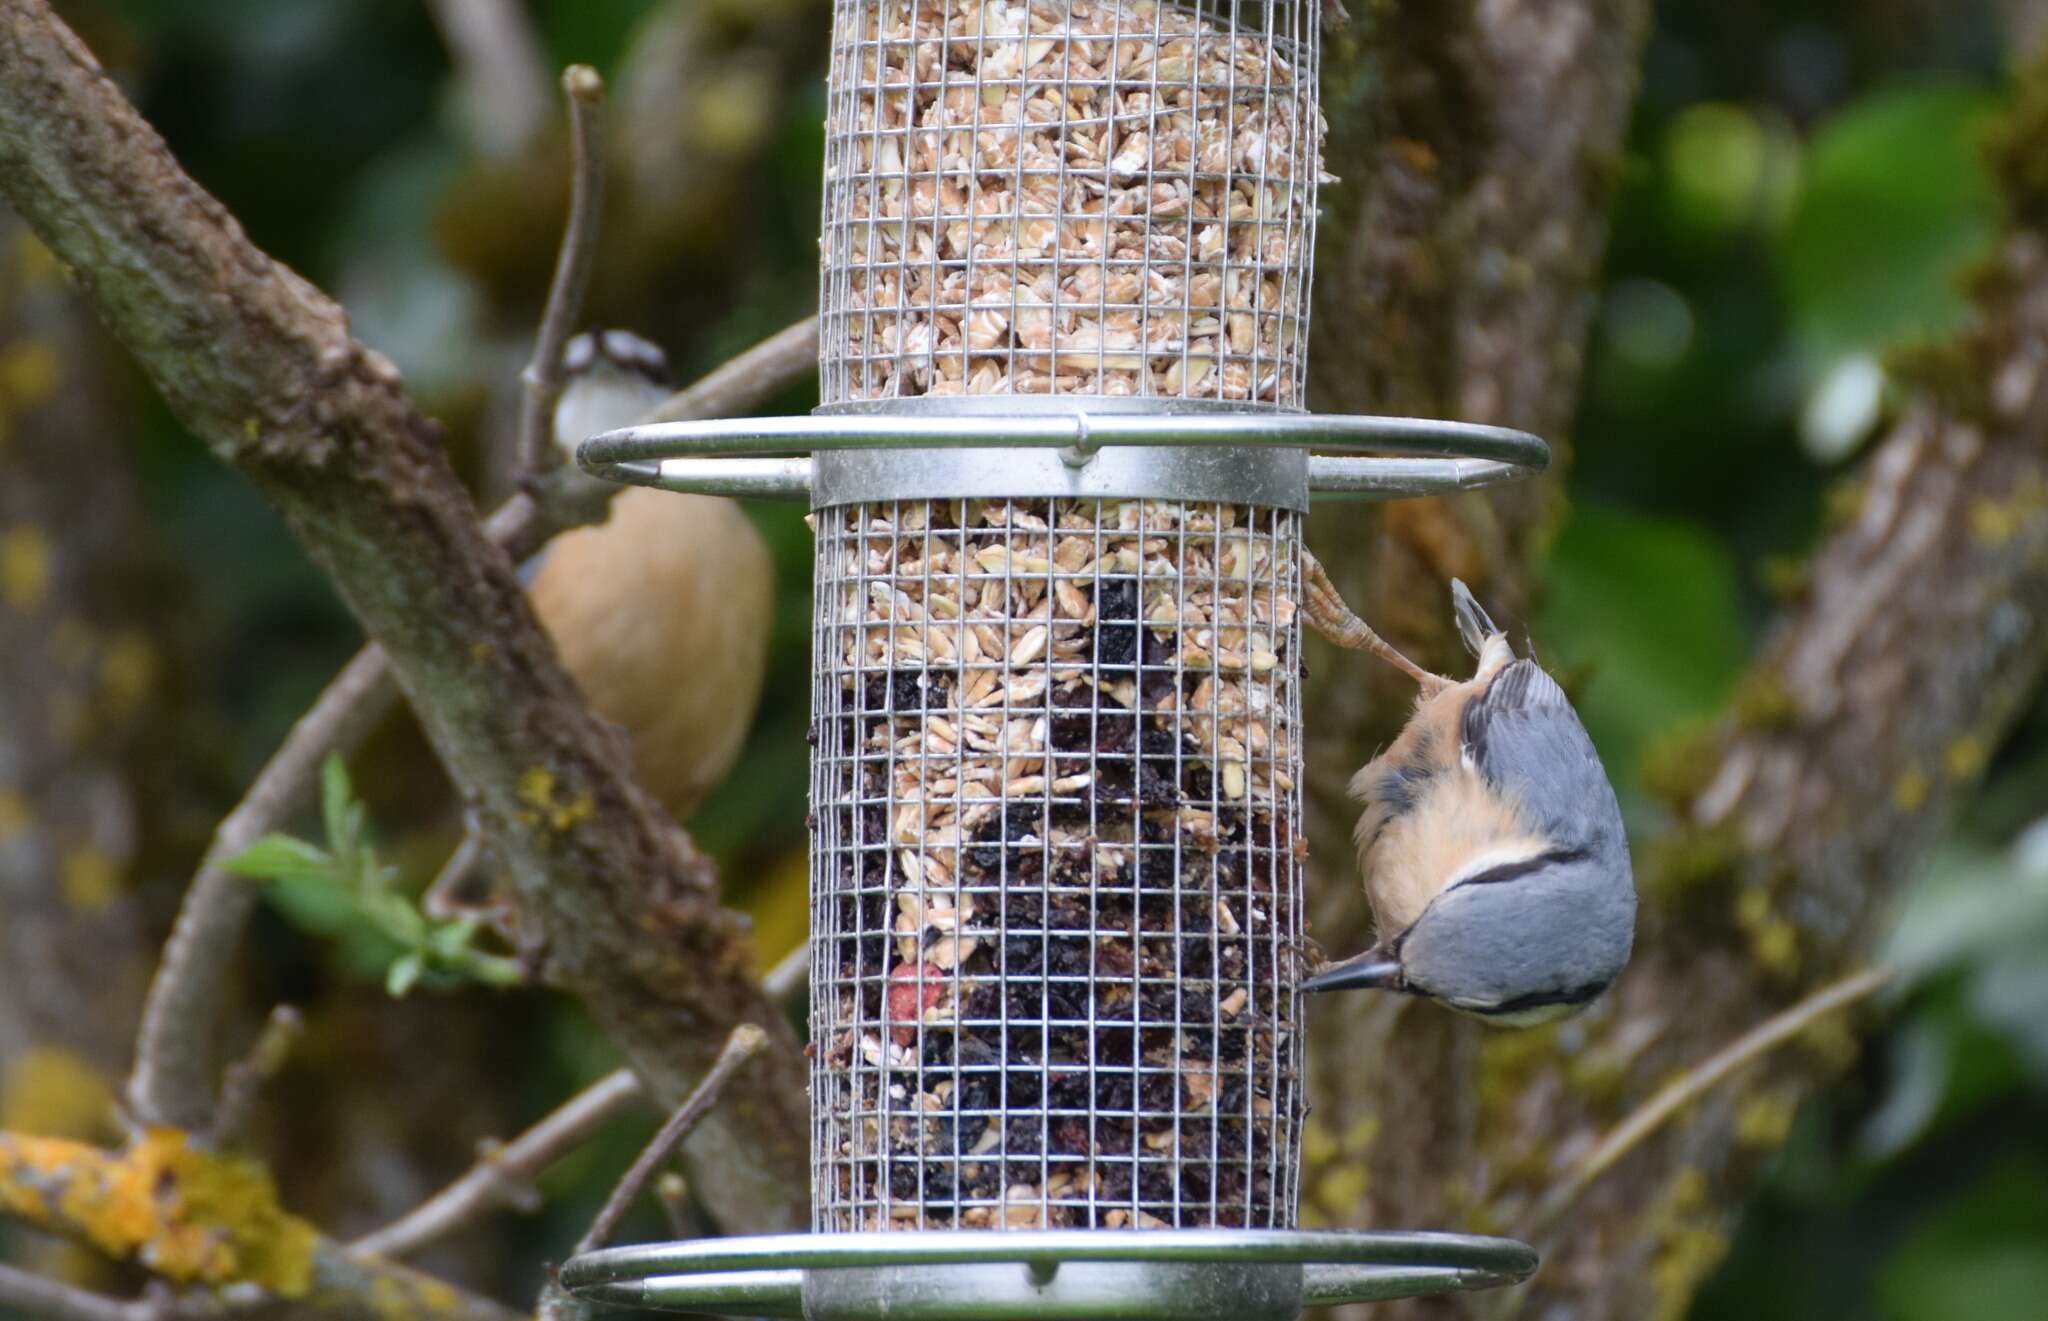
[576,411,1550,508]
[559,1227,1540,1320]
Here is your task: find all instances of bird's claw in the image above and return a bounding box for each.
[1299,550,1455,693]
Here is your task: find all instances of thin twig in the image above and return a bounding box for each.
[576,1025,770,1255]
[0,1262,143,1321]
[1530,964,1896,1233]
[762,941,810,1003]
[127,647,399,1132]
[421,827,491,922]
[354,1068,647,1259]
[516,65,607,479]
[640,317,820,424]
[208,1005,304,1148]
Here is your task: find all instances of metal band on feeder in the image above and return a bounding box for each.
[561,0,1548,1315]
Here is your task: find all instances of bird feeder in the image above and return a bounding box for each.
[559,1,1547,1316]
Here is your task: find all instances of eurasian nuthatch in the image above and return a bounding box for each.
[1300,560,1634,1024]
[526,331,775,823]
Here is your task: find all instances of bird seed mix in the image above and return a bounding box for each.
[810,497,1305,1229]
[821,0,1325,406]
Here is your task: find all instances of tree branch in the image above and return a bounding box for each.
[125,315,815,1141]
[1530,965,1897,1236]
[128,648,398,1134]
[639,316,818,424]
[1295,8,1652,1314]
[207,1005,304,1149]
[0,0,807,1231]
[576,1024,770,1255]
[0,1131,522,1321]
[516,65,606,479]
[0,1262,142,1321]
[1301,0,1653,962]
[353,1068,646,1260]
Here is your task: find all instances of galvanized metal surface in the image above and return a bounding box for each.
[818,0,1324,410]
[813,445,1312,509]
[557,1229,1541,1319]
[574,413,1549,504]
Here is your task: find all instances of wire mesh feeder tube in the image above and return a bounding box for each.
[810,484,1304,1232]
[819,0,1323,409]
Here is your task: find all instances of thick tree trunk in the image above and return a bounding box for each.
[1298,0,1651,1266]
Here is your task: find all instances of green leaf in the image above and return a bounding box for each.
[321,753,353,860]
[363,890,429,948]
[1882,838,2048,980]
[385,952,425,998]
[223,834,337,887]
[457,950,527,989]
[428,915,480,959]
[1534,504,1748,823]
[246,752,521,996]
[1780,79,2000,363]
[265,871,388,948]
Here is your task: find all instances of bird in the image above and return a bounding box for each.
[429,332,774,922]
[1298,556,1635,1025]
[526,330,776,824]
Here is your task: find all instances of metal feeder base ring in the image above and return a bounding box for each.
[558,1229,1538,1320]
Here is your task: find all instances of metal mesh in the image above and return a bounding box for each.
[809,497,1305,1232]
[818,0,1324,409]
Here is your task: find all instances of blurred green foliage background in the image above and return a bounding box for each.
[9,1,2048,1317]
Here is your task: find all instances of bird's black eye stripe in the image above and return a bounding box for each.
[1445,845,1590,890]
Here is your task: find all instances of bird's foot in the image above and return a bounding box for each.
[1299,550,1455,696]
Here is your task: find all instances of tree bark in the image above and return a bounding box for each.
[1301,10,2048,1321]
[0,1130,524,1321]
[1298,0,1651,1283]
[0,2,807,1232]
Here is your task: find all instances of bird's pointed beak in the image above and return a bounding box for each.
[1300,952,1406,994]
[1449,578,1498,659]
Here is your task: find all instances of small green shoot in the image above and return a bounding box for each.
[226,754,522,996]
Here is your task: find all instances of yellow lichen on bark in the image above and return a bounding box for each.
[0,1129,316,1296]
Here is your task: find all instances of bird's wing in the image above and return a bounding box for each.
[1461,659,1622,846]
